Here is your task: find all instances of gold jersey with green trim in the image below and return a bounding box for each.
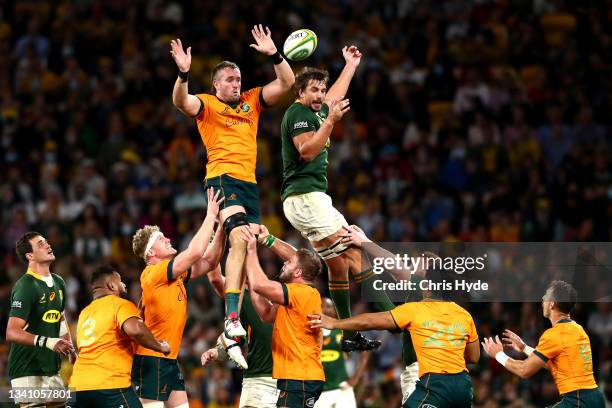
[280,102,330,201]
[8,271,66,379]
[320,328,349,391]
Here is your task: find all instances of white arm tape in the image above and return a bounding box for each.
[60,319,69,337]
[495,351,510,367]
[524,345,535,356]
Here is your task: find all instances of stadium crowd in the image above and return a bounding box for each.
[0,0,610,406]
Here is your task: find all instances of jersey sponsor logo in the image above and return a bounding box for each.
[39,293,46,303]
[320,349,341,362]
[11,300,22,308]
[227,193,237,201]
[42,309,61,323]
[49,292,56,302]
[306,397,315,407]
[293,121,310,130]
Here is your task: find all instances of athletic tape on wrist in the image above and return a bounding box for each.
[495,351,510,367]
[524,345,534,356]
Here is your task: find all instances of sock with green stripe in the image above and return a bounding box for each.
[354,268,396,312]
[329,280,354,338]
[225,291,240,317]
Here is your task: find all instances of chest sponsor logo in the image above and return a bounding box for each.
[42,309,61,323]
[293,121,309,130]
[49,292,56,302]
[11,300,22,308]
[306,397,315,407]
[320,349,341,362]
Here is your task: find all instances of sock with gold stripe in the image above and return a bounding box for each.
[329,281,353,338]
[354,268,396,312]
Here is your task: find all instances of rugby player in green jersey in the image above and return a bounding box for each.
[279,46,396,352]
[315,298,370,408]
[6,232,75,407]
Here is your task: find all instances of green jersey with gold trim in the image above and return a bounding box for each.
[8,271,66,379]
[321,328,348,391]
[280,102,330,201]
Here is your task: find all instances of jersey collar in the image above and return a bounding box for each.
[26,269,46,281]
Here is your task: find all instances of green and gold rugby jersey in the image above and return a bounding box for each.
[321,328,348,391]
[8,270,66,379]
[241,290,273,378]
[280,102,330,201]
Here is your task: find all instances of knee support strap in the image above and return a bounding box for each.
[223,212,249,235]
[316,237,350,260]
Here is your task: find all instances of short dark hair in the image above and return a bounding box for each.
[90,265,116,286]
[548,280,577,314]
[211,61,240,84]
[15,231,43,265]
[297,249,322,282]
[294,67,329,95]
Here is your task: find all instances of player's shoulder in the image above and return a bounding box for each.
[285,102,312,116]
[51,273,65,286]
[450,302,475,321]
[241,87,261,99]
[12,273,38,290]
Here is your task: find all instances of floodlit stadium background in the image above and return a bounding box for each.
[0,1,611,406]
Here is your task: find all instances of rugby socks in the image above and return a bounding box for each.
[354,268,396,312]
[329,280,354,338]
[225,289,241,317]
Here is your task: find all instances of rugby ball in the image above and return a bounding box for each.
[283,29,318,61]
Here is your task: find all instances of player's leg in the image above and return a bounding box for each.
[240,377,278,408]
[221,204,250,337]
[283,192,379,351]
[399,361,419,405]
[11,375,45,408]
[164,390,188,408]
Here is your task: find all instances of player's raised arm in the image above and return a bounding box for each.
[250,25,295,106]
[172,188,224,275]
[244,235,285,305]
[170,38,204,117]
[323,45,361,104]
[122,316,170,356]
[294,96,350,161]
[190,226,226,280]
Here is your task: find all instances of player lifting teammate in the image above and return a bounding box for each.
[170,25,295,340]
[7,232,75,408]
[130,188,224,408]
[280,46,396,351]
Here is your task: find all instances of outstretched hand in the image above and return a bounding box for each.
[328,98,350,123]
[307,313,336,329]
[340,225,371,248]
[249,24,277,56]
[342,45,362,67]
[170,39,191,72]
[206,188,225,218]
[502,329,527,353]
